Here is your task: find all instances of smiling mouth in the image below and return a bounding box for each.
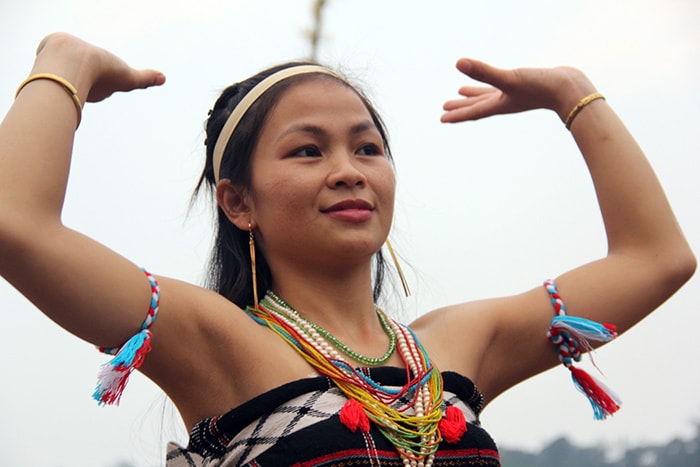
[321,199,374,222]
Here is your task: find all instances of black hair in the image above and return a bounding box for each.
[193,62,393,309]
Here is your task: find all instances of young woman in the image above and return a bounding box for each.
[0,32,694,466]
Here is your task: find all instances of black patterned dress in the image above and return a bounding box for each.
[166,367,500,466]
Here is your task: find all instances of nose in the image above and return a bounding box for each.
[326,153,367,189]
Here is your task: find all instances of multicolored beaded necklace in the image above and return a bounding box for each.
[265,290,397,366]
[246,292,467,466]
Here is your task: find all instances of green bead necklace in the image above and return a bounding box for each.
[264,290,396,366]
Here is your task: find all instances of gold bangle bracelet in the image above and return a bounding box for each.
[16,73,83,128]
[564,92,605,130]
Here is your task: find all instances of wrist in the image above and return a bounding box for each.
[16,74,83,128]
[550,67,598,122]
[29,33,101,104]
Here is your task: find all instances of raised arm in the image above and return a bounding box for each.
[1,34,342,426]
[422,59,695,404]
[0,33,169,346]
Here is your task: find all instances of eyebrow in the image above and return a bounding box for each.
[276,120,378,142]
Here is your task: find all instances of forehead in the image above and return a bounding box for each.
[268,76,373,123]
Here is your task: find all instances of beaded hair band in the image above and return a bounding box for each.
[212,65,345,183]
[544,279,621,419]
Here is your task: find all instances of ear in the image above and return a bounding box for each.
[216,179,253,230]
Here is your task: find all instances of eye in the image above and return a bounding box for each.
[290,146,322,158]
[356,144,383,156]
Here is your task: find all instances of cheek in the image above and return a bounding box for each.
[377,168,397,206]
[250,176,317,223]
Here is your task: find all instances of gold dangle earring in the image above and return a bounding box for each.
[385,238,410,297]
[249,223,259,310]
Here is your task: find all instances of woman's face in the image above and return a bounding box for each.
[245,77,396,271]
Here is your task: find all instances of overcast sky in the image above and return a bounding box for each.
[1,1,699,466]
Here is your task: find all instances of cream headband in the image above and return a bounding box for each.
[212,65,345,183]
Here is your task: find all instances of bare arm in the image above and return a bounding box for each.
[419,59,695,404]
[0,34,341,426]
[0,33,171,347]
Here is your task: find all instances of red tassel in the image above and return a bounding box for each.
[438,406,467,443]
[93,330,153,406]
[570,366,621,418]
[129,339,152,370]
[339,399,370,433]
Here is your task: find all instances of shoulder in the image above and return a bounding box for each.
[409,298,504,379]
[409,288,555,402]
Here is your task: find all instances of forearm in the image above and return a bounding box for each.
[0,38,97,225]
[439,57,696,404]
[568,97,694,268]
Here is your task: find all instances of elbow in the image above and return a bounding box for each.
[0,218,26,274]
[0,215,16,265]
[0,210,63,273]
[662,244,696,293]
[614,233,697,295]
[677,248,696,284]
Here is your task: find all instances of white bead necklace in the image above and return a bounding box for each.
[388,318,436,467]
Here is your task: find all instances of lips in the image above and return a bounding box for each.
[322,199,374,213]
[321,199,374,222]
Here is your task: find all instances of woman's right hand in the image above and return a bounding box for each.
[30,32,165,104]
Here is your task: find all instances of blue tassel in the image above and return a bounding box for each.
[571,374,605,420]
[543,279,621,420]
[107,330,150,368]
[93,329,152,405]
[551,315,617,343]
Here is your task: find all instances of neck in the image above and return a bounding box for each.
[268,259,379,336]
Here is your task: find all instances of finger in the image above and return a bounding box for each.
[87,69,166,103]
[441,106,482,123]
[442,99,469,111]
[128,69,166,91]
[443,92,493,111]
[441,102,490,123]
[441,105,494,123]
[455,58,512,90]
[441,92,507,123]
[458,86,497,98]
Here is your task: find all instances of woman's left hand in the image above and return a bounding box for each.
[440,58,596,124]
